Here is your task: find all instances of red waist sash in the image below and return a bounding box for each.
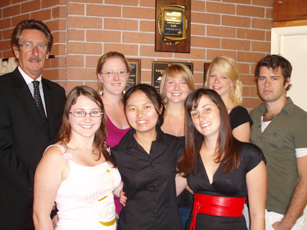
[189,193,246,230]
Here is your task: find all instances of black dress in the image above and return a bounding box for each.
[229,106,252,130]
[186,142,265,230]
[112,127,184,230]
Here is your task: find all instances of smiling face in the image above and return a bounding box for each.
[208,66,234,99]
[13,29,49,80]
[257,66,289,104]
[98,57,129,96]
[190,95,220,140]
[125,91,161,135]
[164,75,191,104]
[69,95,102,139]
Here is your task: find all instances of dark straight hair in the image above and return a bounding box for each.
[178,88,241,176]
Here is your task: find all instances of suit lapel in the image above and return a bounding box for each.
[12,69,49,137]
[42,79,55,139]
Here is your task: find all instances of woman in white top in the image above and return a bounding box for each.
[33,86,121,230]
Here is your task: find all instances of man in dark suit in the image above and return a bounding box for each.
[0,19,66,230]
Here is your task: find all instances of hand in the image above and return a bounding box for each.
[272,221,291,230]
[52,214,59,229]
[119,190,127,207]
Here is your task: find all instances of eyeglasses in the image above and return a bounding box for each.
[18,42,47,51]
[69,111,103,118]
[100,71,128,78]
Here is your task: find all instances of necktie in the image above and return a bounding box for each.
[32,81,47,123]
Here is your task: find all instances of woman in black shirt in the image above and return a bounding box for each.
[112,84,184,230]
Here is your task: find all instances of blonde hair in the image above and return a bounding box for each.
[96,51,130,94]
[159,63,195,104]
[205,56,243,107]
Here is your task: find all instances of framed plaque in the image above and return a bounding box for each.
[126,59,141,91]
[203,63,210,87]
[155,0,191,53]
[152,61,193,92]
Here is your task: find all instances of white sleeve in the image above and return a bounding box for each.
[296,148,307,158]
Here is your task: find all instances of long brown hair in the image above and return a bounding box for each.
[57,86,116,166]
[177,88,241,176]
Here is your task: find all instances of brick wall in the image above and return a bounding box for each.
[0,0,274,110]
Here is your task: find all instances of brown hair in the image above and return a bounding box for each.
[255,54,292,91]
[96,51,130,93]
[159,63,195,104]
[177,88,241,176]
[57,86,116,166]
[11,19,53,52]
[123,84,164,127]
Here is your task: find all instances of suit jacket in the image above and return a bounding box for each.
[0,68,66,230]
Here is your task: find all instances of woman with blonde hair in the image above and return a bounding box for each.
[159,63,194,227]
[205,56,251,142]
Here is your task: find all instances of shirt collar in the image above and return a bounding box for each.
[18,66,42,85]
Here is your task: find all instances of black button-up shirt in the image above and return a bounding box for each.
[112,127,184,230]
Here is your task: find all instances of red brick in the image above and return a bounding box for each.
[193,60,206,72]
[207,49,236,61]
[223,0,251,4]
[252,18,273,30]
[237,5,264,17]
[13,0,32,3]
[85,81,99,91]
[48,56,66,68]
[192,12,220,25]
[42,0,66,8]
[4,5,20,18]
[193,72,204,85]
[2,50,14,58]
[86,30,121,42]
[87,5,121,17]
[68,0,102,3]
[192,36,220,49]
[243,97,262,110]
[21,0,41,13]
[31,9,52,22]
[68,3,84,15]
[0,40,10,51]
[237,28,265,40]
[238,51,266,63]
[242,86,249,97]
[46,19,66,31]
[43,68,66,80]
[249,86,259,97]
[222,38,250,51]
[140,45,172,58]
[66,81,84,93]
[104,43,138,56]
[105,0,138,5]
[86,55,100,68]
[12,14,31,28]
[195,84,204,90]
[51,44,66,55]
[52,31,66,43]
[266,31,271,42]
[140,70,151,83]
[67,29,85,41]
[67,16,102,29]
[238,63,250,74]
[123,7,154,19]
[251,41,270,52]
[206,2,235,14]
[191,1,205,12]
[140,0,155,7]
[140,20,155,32]
[141,58,155,69]
[67,68,96,80]
[0,0,10,8]
[222,15,250,28]
[67,55,84,67]
[123,32,154,44]
[266,8,273,19]
[252,0,274,7]
[56,81,66,92]
[52,6,67,18]
[67,42,102,54]
[175,48,206,59]
[104,18,138,31]
[0,19,11,30]
[207,25,236,38]
[191,24,206,36]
